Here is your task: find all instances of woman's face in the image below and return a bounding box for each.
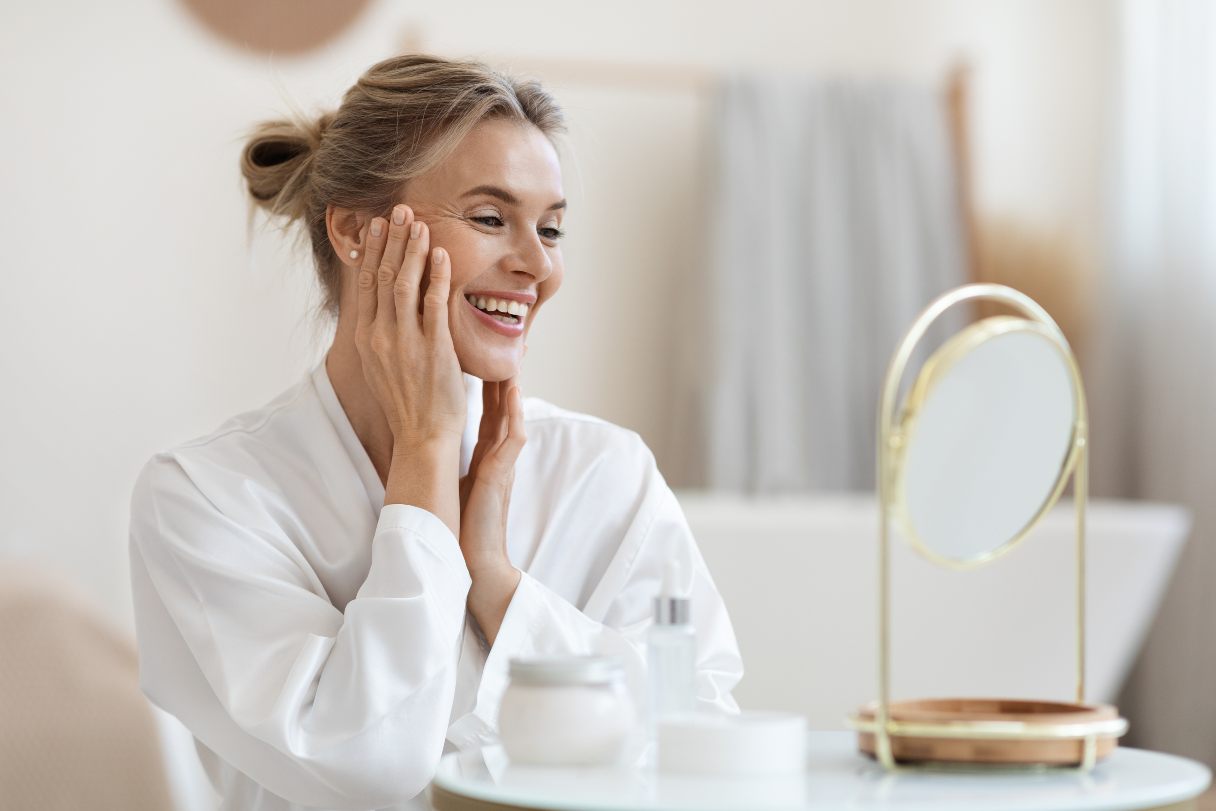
[403,118,566,383]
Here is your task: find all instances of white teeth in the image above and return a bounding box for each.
[467,294,530,319]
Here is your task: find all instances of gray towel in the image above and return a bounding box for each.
[671,74,968,492]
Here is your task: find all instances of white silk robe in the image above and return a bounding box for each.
[129,362,743,810]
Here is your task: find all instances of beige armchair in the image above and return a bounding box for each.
[0,563,174,810]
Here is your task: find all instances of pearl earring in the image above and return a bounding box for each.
[349,249,359,260]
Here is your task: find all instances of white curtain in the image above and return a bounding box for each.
[1090,0,1216,766]
[670,74,968,492]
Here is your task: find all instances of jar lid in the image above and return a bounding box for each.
[508,655,623,686]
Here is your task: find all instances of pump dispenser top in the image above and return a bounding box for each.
[654,559,691,626]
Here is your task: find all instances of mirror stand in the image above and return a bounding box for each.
[847,283,1127,771]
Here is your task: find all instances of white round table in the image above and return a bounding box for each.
[430,731,1210,811]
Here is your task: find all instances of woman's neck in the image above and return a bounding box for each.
[324,332,396,487]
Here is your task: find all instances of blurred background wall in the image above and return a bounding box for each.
[0,0,1113,632]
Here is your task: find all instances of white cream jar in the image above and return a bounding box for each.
[497,655,635,766]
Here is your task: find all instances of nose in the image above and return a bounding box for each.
[505,228,554,282]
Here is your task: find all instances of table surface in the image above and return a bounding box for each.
[430,731,1211,811]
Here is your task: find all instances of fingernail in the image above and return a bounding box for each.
[410,221,421,239]
[433,247,446,263]
[371,219,383,237]
[393,205,406,226]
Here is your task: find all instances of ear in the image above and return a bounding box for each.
[325,205,368,268]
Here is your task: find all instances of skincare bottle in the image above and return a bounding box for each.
[647,559,697,727]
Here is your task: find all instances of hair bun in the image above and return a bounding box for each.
[240,113,330,221]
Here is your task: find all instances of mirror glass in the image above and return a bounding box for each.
[897,317,1077,564]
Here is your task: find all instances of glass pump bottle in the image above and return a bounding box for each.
[646,558,696,728]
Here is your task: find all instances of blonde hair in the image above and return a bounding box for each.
[240,54,566,317]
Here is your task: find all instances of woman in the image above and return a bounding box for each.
[129,54,742,811]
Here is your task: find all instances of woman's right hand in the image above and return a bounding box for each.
[356,204,467,451]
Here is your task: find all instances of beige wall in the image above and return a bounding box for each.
[0,0,1114,629]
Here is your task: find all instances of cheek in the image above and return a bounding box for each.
[447,249,485,291]
[425,223,486,289]
[538,262,564,300]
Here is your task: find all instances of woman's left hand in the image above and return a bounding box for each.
[458,377,526,645]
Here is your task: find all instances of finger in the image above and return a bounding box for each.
[462,349,512,477]
[396,219,430,327]
[491,386,527,474]
[483,386,522,471]
[506,384,524,443]
[378,204,414,327]
[470,412,492,472]
[492,379,514,445]
[357,217,387,329]
[422,247,451,337]
[477,380,505,451]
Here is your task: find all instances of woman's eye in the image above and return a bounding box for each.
[471,215,565,242]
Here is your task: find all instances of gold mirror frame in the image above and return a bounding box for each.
[891,314,1084,570]
[848,283,1128,772]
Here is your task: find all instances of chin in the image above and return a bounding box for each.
[458,351,520,383]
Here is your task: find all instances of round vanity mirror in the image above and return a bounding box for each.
[854,285,1124,772]
[893,315,1080,566]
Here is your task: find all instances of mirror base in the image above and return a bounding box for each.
[850,697,1126,767]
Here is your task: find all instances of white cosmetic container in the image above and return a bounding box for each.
[646,559,697,728]
[498,655,635,766]
[658,711,808,776]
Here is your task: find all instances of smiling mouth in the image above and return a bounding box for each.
[459,293,527,335]
[477,310,519,325]
[465,293,528,324]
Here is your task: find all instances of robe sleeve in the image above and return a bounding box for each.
[445,436,743,750]
[129,454,471,809]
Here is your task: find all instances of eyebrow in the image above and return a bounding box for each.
[459,184,567,211]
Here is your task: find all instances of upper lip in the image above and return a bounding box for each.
[464,290,537,305]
